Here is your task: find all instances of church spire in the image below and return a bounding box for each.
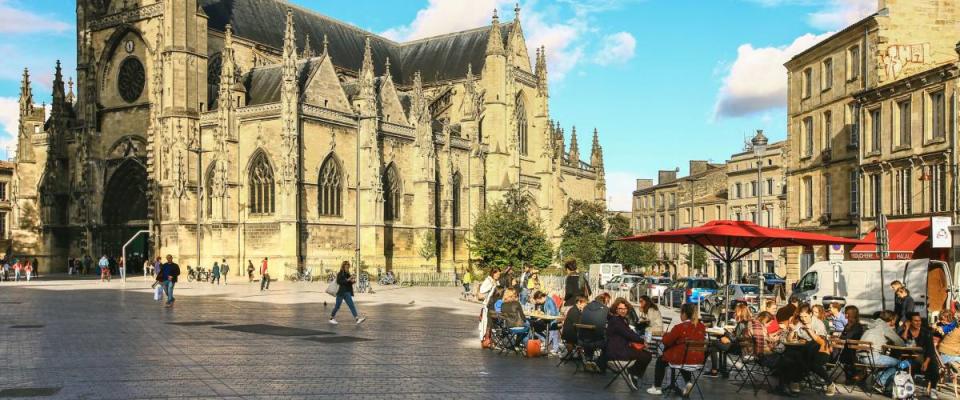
[19,68,33,116]
[568,126,580,165]
[221,24,236,89]
[536,46,548,97]
[359,36,375,100]
[486,9,504,56]
[591,128,603,169]
[282,8,297,80]
[302,33,314,58]
[322,34,329,56]
[51,60,66,118]
[66,77,75,104]
[383,57,392,82]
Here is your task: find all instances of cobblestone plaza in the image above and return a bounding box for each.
[0,279,877,399]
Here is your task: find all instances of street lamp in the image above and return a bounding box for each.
[751,129,769,302]
[187,142,212,272]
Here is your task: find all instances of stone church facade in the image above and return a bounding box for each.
[14,0,605,276]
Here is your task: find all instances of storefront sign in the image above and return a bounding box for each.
[932,216,952,248]
[849,251,913,260]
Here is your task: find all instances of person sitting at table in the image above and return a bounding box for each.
[499,288,526,329]
[938,319,960,365]
[605,298,653,389]
[560,295,588,348]
[776,304,836,396]
[763,300,780,336]
[934,310,957,344]
[531,291,561,355]
[900,311,940,398]
[646,303,706,396]
[707,302,752,377]
[749,311,779,356]
[637,295,664,336]
[859,310,905,391]
[835,305,865,381]
[827,302,847,334]
[580,293,612,371]
[812,304,829,332]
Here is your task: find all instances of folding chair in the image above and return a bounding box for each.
[605,359,639,391]
[573,324,604,374]
[933,351,957,399]
[667,340,709,399]
[727,336,755,383]
[737,337,775,395]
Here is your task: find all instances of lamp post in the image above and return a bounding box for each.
[751,129,769,303]
[187,142,212,271]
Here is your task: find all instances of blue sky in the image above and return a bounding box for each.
[0,0,876,210]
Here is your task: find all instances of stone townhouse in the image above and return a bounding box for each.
[784,0,960,282]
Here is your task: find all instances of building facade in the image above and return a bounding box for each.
[784,0,960,282]
[632,162,727,279]
[726,140,788,280]
[13,0,605,275]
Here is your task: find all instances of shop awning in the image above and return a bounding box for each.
[850,219,930,260]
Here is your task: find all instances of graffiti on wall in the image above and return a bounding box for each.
[880,43,930,81]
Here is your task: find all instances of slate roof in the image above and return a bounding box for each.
[242,57,323,106]
[200,0,510,86]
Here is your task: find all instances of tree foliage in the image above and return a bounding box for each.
[559,200,607,267]
[418,231,436,261]
[684,245,708,275]
[469,186,552,269]
[604,214,656,269]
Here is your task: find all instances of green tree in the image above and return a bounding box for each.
[604,214,656,270]
[684,245,708,275]
[559,200,607,267]
[418,231,436,262]
[469,186,553,269]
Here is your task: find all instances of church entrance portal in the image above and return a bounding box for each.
[99,159,149,273]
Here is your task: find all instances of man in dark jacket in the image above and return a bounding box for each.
[157,255,181,307]
[579,293,611,371]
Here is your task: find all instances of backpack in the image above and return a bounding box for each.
[891,370,916,399]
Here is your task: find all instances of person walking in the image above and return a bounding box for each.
[329,261,366,325]
[98,255,110,282]
[24,260,32,282]
[260,257,270,290]
[143,258,153,278]
[220,259,229,285]
[1,260,8,281]
[156,255,181,308]
[12,259,21,282]
[247,260,255,282]
[461,267,473,299]
[211,262,221,285]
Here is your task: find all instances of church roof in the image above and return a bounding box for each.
[241,57,323,106]
[200,0,509,86]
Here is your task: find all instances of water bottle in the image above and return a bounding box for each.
[645,330,652,343]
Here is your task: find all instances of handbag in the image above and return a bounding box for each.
[325,280,339,297]
[153,285,163,301]
[629,342,646,352]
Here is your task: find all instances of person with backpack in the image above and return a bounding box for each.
[563,260,591,308]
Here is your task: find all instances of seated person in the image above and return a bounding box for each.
[763,300,780,336]
[827,302,847,334]
[708,303,752,377]
[749,312,779,361]
[858,310,905,390]
[646,303,706,396]
[498,288,527,329]
[776,304,836,396]
[934,311,957,343]
[605,298,653,388]
[637,295,664,336]
[939,319,960,365]
[579,293,612,370]
[900,312,939,397]
[835,305,865,380]
[531,291,561,354]
[560,295,588,347]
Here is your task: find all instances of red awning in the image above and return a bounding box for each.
[850,219,930,260]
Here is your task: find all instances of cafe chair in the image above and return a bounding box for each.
[934,351,957,399]
[737,337,775,395]
[667,340,708,399]
[573,324,605,374]
[605,359,639,391]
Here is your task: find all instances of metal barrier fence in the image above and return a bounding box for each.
[395,272,458,287]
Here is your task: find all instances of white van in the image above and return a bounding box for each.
[793,259,953,317]
[589,263,624,287]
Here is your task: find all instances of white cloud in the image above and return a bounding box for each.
[594,32,636,66]
[808,0,876,30]
[605,170,637,212]
[713,32,833,119]
[0,97,20,159]
[381,0,633,82]
[0,0,70,34]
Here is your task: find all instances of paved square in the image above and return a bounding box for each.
[0,278,882,399]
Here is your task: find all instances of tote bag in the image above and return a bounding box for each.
[325,280,340,297]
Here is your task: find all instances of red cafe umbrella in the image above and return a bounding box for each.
[619,220,872,319]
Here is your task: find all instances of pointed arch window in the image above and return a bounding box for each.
[205,164,215,218]
[516,96,528,156]
[248,151,275,215]
[383,163,402,222]
[452,172,462,227]
[318,155,343,217]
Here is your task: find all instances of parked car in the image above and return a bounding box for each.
[589,263,624,287]
[640,277,672,302]
[663,278,720,307]
[743,272,786,291]
[701,284,761,318]
[602,273,644,292]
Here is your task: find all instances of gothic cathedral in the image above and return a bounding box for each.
[14,0,605,275]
